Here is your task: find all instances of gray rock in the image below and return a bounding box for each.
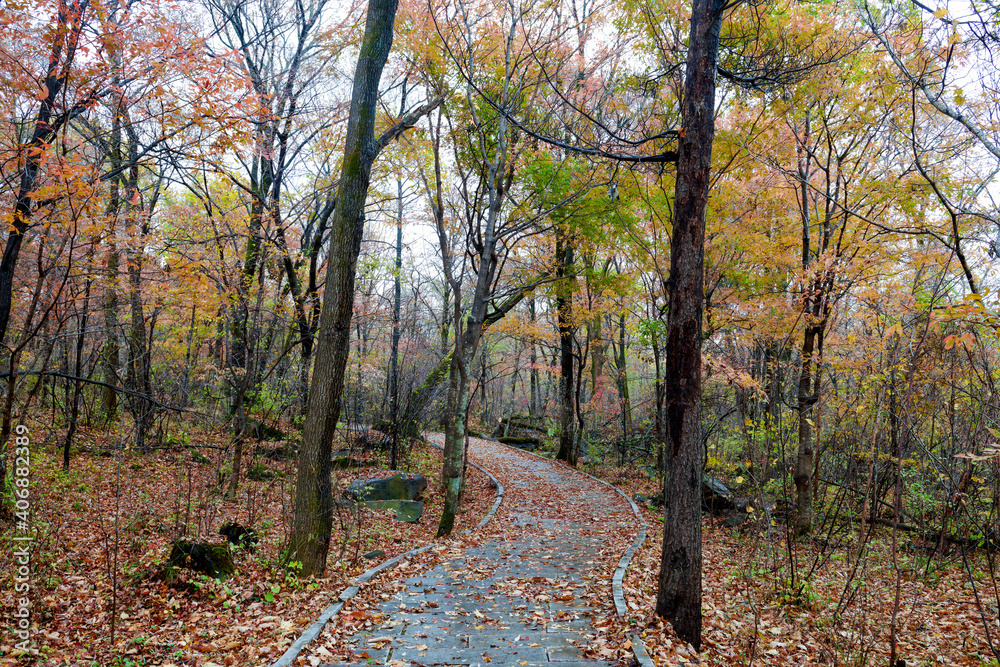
[345,472,427,502]
[361,500,424,523]
[702,473,740,514]
[363,549,386,560]
[633,492,664,507]
[634,476,746,515]
[720,512,749,527]
[497,436,540,449]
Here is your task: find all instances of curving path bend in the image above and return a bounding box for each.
[317,434,638,667]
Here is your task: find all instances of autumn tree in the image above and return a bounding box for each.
[288,0,441,576]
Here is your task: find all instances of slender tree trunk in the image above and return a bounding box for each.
[615,312,632,433]
[289,0,400,577]
[653,328,663,467]
[64,274,92,470]
[589,312,603,392]
[479,350,488,424]
[529,297,539,417]
[654,0,724,649]
[102,242,120,422]
[126,245,152,449]
[181,301,197,403]
[794,325,822,536]
[123,134,153,450]
[227,404,246,500]
[440,278,450,356]
[389,178,403,469]
[102,110,122,424]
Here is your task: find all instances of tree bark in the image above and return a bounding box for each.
[63,268,92,470]
[389,178,403,469]
[529,297,539,417]
[614,312,632,434]
[654,0,724,650]
[437,343,473,537]
[794,325,821,536]
[102,108,123,424]
[589,311,604,392]
[555,235,577,465]
[440,277,450,357]
[123,129,153,451]
[289,0,400,577]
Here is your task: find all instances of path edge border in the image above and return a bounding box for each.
[484,437,654,667]
[270,439,505,667]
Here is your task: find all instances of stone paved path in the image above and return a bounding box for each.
[321,435,635,667]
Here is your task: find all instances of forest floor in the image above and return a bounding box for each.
[2,425,998,667]
[0,423,494,666]
[587,463,1000,666]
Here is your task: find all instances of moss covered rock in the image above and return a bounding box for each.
[163,541,235,580]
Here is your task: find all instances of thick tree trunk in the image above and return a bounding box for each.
[555,236,576,465]
[437,347,472,537]
[289,0,399,577]
[654,0,723,650]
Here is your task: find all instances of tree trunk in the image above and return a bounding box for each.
[126,253,152,449]
[555,235,576,465]
[102,111,122,424]
[389,178,403,469]
[529,297,539,417]
[123,131,153,451]
[794,325,822,536]
[289,0,400,577]
[479,349,488,424]
[440,277,450,356]
[589,312,603,392]
[654,0,723,650]
[652,328,663,466]
[63,273,92,470]
[615,312,632,433]
[182,301,197,403]
[437,347,472,537]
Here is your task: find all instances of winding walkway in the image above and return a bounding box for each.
[320,435,639,667]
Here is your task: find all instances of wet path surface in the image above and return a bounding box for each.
[319,436,635,667]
